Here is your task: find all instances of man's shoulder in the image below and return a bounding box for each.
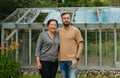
[71,26,79,31]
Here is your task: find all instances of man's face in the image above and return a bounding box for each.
[62,14,71,26]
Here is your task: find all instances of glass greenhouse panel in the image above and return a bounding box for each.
[100,8,114,23]
[102,30,114,66]
[3,9,28,23]
[86,12,99,23]
[74,11,86,23]
[109,8,120,23]
[116,30,120,65]
[18,29,29,66]
[44,11,61,24]
[87,31,100,66]
[58,16,62,24]
[34,13,48,23]
[18,9,40,24]
[74,8,99,23]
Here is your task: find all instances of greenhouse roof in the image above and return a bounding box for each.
[1,7,120,29]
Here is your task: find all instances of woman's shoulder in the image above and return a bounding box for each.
[55,31,59,35]
[39,31,47,36]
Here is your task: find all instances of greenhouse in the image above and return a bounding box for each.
[1,7,120,70]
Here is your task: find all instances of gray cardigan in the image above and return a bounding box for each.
[35,31,59,62]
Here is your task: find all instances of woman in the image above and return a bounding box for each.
[35,19,59,78]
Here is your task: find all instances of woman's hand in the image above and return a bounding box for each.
[36,56,42,70]
[36,61,42,70]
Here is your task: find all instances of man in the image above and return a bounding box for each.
[59,12,84,78]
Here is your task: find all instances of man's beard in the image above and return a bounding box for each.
[63,22,70,27]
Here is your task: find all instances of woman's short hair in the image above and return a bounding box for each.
[47,19,58,27]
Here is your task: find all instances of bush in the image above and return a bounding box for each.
[0,41,20,78]
[0,54,20,78]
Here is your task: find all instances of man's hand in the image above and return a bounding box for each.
[71,59,77,69]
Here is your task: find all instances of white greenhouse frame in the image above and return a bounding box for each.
[1,7,120,70]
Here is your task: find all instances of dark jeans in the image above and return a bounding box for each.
[39,60,58,78]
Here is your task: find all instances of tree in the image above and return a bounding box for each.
[0,0,119,21]
[110,0,120,6]
[58,0,110,7]
[0,0,58,21]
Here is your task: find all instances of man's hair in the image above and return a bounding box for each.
[61,12,70,17]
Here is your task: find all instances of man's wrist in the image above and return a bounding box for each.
[76,57,79,61]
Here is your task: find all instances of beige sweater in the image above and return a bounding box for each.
[59,26,84,61]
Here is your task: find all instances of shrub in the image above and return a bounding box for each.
[0,41,20,78]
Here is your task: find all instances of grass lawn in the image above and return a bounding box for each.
[18,74,62,78]
[18,74,115,78]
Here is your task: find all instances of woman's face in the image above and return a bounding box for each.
[48,21,58,33]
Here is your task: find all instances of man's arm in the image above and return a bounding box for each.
[76,29,84,59]
[76,41,83,58]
